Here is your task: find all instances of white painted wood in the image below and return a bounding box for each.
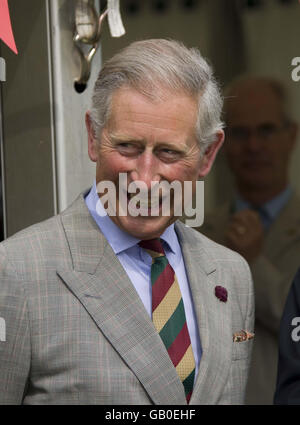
[47,0,101,212]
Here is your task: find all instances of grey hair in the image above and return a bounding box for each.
[90,39,224,153]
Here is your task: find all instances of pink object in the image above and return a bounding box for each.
[0,0,17,54]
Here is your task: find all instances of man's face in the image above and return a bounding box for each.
[224,84,297,194]
[87,86,223,239]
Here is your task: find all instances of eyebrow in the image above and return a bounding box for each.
[108,132,190,153]
[109,133,145,144]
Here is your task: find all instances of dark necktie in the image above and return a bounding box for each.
[252,205,270,230]
[139,238,195,403]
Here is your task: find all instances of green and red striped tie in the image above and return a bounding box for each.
[139,238,195,403]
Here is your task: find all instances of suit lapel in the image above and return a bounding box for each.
[175,222,233,404]
[58,194,186,405]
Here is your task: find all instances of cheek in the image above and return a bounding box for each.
[225,145,241,158]
[164,163,200,182]
[225,148,244,168]
[97,152,132,180]
[277,145,292,160]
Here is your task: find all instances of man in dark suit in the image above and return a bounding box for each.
[274,269,300,404]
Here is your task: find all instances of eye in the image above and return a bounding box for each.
[116,143,142,156]
[257,124,277,139]
[227,127,250,142]
[157,148,182,162]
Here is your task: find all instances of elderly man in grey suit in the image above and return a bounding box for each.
[199,76,300,404]
[0,39,254,405]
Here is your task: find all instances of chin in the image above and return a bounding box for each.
[242,175,272,189]
[117,216,173,240]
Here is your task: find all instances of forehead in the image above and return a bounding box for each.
[107,87,198,140]
[225,83,284,127]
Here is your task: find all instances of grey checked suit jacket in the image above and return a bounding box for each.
[0,192,254,404]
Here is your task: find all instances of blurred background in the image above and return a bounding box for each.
[0,0,300,238]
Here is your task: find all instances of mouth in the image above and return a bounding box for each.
[126,191,163,216]
[242,160,270,169]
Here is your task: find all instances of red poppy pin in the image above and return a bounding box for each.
[215,286,228,302]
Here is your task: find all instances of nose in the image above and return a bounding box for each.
[129,151,161,190]
[245,131,261,152]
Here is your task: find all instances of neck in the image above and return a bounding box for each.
[236,182,288,206]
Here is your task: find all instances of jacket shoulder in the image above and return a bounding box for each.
[0,192,90,256]
[0,213,68,275]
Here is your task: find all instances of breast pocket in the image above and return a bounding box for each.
[232,339,253,360]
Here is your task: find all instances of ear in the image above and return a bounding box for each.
[86,111,99,162]
[198,130,225,178]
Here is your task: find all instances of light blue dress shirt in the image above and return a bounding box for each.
[85,181,202,380]
[235,186,292,230]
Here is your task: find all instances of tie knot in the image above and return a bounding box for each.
[251,204,270,228]
[139,239,165,259]
[253,205,268,217]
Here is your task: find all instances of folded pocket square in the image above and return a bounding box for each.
[233,330,255,342]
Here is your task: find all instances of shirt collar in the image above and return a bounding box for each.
[85,181,178,255]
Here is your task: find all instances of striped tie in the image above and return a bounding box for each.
[139,238,195,403]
